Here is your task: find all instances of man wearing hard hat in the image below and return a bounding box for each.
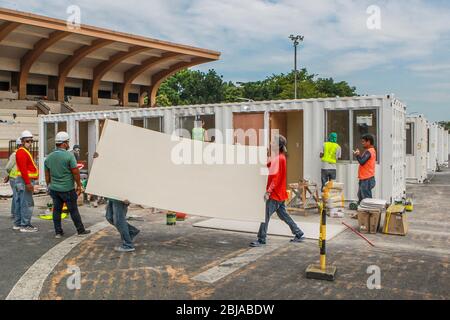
[5,137,22,221]
[44,132,90,239]
[14,131,39,232]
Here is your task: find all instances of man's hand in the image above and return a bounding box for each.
[320,152,324,159]
[26,184,34,192]
[123,199,130,206]
[264,192,270,202]
[93,152,99,159]
[76,185,82,196]
[353,149,361,157]
[3,176,9,183]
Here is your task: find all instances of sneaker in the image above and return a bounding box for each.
[12,225,21,230]
[77,230,91,237]
[114,246,135,252]
[55,233,64,239]
[250,240,266,247]
[20,225,38,233]
[291,233,305,243]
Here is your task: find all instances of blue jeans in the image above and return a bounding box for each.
[49,189,86,235]
[14,177,34,227]
[358,177,376,202]
[9,178,18,218]
[105,200,140,249]
[321,169,337,191]
[257,199,303,243]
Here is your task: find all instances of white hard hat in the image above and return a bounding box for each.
[55,131,70,144]
[20,130,33,140]
[16,138,22,145]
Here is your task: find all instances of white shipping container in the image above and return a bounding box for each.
[427,123,439,172]
[448,133,450,163]
[444,130,449,165]
[406,115,428,183]
[437,126,446,166]
[39,95,406,203]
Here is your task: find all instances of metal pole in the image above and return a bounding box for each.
[289,35,303,100]
[294,43,297,99]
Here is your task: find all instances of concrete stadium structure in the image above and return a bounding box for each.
[0,7,220,159]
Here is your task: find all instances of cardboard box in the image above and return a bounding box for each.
[358,209,382,234]
[357,211,370,233]
[369,210,381,234]
[383,211,408,236]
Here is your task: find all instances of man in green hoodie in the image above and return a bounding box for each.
[320,132,341,191]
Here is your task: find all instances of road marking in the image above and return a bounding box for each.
[6,222,109,300]
[193,241,285,284]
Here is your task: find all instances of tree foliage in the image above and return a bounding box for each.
[438,121,450,130]
[156,68,357,106]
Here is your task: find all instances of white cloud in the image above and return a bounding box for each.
[1,0,450,120]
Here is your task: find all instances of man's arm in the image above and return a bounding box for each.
[336,146,342,160]
[266,157,283,195]
[16,150,32,191]
[356,151,371,165]
[45,169,51,186]
[71,167,82,196]
[5,152,15,174]
[69,154,82,195]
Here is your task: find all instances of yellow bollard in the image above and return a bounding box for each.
[306,181,337,281]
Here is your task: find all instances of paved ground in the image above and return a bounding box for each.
[1,169,449,300]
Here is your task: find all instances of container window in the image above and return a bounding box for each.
[326,110,350,160]
[406,123,414,155]
[145,117,163,132]
[352,109,378,160]
[427,128,430,153]
[179,115,215,141]
[44,123,56,156]
[132,118,144,128]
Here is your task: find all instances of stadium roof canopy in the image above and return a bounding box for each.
[0,8,220,106]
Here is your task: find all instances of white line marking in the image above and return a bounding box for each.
[6,222,109,300]
[193,241,285,284]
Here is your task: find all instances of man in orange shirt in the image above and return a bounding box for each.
[353,134,377,203]
[14,130,39,233]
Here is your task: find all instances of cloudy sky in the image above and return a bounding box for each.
[1,0,449,121]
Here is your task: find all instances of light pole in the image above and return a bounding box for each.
[289,34,304,99]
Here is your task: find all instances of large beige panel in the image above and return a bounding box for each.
[86,120,267,222]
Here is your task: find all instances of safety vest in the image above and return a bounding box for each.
[192,127,205,141]
[358,147,376,180]
[322,142,340,164]
[8,151,19,179]
[15,147,39,179]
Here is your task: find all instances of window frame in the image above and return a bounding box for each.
[131,116,164,132]
[325,107,380,164]
[406,122,415,156]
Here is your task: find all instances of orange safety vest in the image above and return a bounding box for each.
[358,147,376,180]
[16,147,39,179]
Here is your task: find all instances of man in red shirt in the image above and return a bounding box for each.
[14,130,39,233]
[250,135,304,247]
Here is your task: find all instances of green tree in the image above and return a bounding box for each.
[439,121,450,130]
[156,68,358,106]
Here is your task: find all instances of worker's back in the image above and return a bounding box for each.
[192,127,205,141]
[44,148,77,192]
